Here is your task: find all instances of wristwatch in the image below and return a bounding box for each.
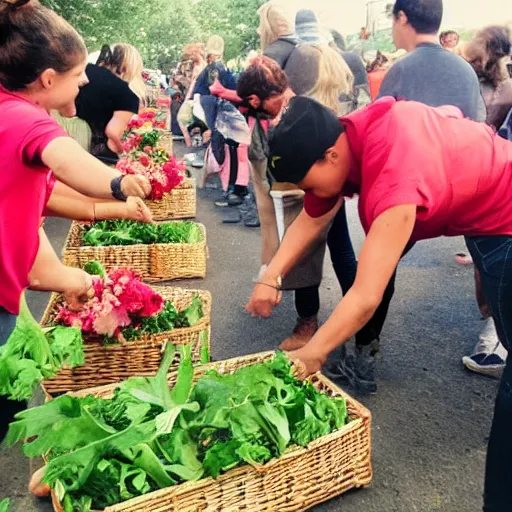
[111,176,127,202]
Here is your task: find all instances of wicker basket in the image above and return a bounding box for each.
[41,287,212,396]
[50,351,372,512]
[62,221,207,281]
[144,179,196,220]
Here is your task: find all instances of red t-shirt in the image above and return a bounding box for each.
[0,87,67,314]
[304,97,512,241]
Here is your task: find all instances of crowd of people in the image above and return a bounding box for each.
[1,0,512,509]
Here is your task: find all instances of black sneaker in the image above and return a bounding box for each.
[324,341,379,395]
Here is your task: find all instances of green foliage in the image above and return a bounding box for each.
[121,296,204,342]
[7,350,349,511]
[41,0,265,70]
[0,297,84,401]
[82,220,203,247]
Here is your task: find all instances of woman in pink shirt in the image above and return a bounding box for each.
[247,96,512,511]
[0,0,152,433]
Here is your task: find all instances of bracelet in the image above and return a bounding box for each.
[111,176,127,202]
[256,281,281,291]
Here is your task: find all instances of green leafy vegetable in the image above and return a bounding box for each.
[121,297,204,342]
[0,296,84,401]
[83,260,106,278]
[82,220,203,247]
[0,498,10,512]
[199,330,210,364]
[6,351,349,511]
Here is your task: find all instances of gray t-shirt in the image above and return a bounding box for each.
[378,43,486,121]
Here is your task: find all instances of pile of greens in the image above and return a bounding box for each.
[6,348,348,511]
[82,220,203,247]
[0,297,84,401]
[120,296,204,342]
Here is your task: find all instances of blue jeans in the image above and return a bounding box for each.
[0,307,25,441]
[0,307,16,346]
[466,236,512,512]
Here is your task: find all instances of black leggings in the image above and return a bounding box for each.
[295,285,321,319]
[227,142,248,198]
[292,203,410,344]
[327,203,412,346]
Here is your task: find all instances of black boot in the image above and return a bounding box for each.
[240,190,260,228]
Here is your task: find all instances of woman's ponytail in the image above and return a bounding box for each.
[0,0,86,91]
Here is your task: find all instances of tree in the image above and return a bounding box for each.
[41,0,266,69]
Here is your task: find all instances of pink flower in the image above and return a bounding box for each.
[94,307,131,337]
[139,155,150,168]
[143,146,153,154]
[151,180,166,200]
[128,117,144,129]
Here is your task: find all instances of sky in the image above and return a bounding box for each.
[282,0,512,35]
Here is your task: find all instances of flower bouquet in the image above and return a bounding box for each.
[116,153,184,201]
[55,262,203,342]
[41,261,212,394]
[118,113,186,203]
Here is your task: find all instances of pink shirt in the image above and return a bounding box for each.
[305,97,512,241]
[0,87,67,314]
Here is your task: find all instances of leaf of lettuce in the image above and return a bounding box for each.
[155,344,199,436]
[4,395,114,457]
[43,326,85,369]
[156,429,204,482]
[181,296,203,327]
[202,439,241,478]
[0,498,10,512]
[130,443,174,488]
[119,344,176,409]
[291,403,331,447]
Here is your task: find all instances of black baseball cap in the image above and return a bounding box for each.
[268,96,345,184]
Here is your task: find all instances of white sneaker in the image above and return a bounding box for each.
[462,317,507,378]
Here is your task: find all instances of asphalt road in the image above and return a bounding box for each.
[0,143,498,512]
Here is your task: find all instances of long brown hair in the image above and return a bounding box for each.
[465,25,511,88]
[0,0,86,91]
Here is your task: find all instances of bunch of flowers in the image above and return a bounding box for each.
[116,153,184,200]
[122,118,161,154]
[55,268,164,338]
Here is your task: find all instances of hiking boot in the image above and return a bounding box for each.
[240,193,260,228]
[324,340,379,395]
[462,317,507,379]
[279,317,318,352]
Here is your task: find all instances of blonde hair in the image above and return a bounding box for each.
[257,1,295,50]
[115,43,145,99]
[306,44,354,115]
[98,43,145,98]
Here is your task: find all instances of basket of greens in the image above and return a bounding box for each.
[62,220,207,281]
[40,263,211,395]
[7,349,371,512]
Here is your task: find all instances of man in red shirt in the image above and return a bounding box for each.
[246,96,512,511]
